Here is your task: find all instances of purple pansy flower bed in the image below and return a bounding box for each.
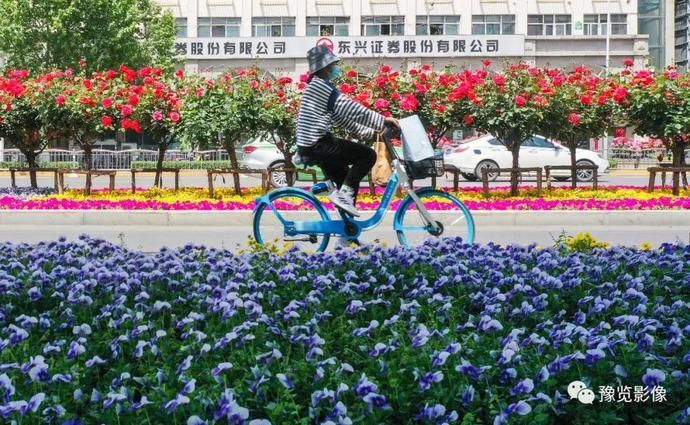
[0,187,55,199]
[0,236,688,424]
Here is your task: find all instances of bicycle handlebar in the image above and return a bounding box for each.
[380,125,402,162]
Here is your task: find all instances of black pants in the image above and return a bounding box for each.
[298,134,376,200]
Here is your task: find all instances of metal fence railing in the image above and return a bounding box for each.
[0,149,243,170]
[0,147,687,170]
[602,148,690,169]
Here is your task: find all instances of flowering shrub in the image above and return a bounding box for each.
[1,185,689,211]
[0,236,687,424]
[3,60,690,195]
[541,66,621,187]
[469,64,551,196]
[621,64,690,193]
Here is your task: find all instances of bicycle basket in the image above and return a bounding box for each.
[404,152,445,180]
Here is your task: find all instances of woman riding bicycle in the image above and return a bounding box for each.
[296,45,399,217]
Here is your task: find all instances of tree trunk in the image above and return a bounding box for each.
[284,150,295,187]
[225,140,241,195]
[672,143,684,196]
[154,142,167,188]
[430,131,444,190]
[83,145,93,194]
[510,143,520,197]
[681,142,689,188]
[22,150,39,189]
[570,143,578,189]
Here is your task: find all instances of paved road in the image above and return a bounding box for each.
[1,171,651,191]
[1,170,678,252]
[1,224,687,253]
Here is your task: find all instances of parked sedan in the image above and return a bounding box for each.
[241,138,288,186]
[444,134,609,182]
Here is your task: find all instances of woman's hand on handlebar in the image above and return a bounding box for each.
[384,116,399,128]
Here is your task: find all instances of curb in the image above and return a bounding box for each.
[608,170,648,176]
[0,210,687,227]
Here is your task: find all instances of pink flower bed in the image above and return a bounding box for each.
[2,195,690,211]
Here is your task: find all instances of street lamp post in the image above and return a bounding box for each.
[602,0,612,160]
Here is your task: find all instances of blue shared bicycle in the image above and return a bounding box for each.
[252,131,475,252]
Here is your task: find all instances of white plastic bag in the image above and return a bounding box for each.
[399,115,434,162]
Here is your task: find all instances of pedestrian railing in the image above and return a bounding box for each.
[1,148,684,170]
[602,148,690,169]
[0,149,241,170]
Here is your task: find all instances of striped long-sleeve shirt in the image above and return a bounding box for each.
[296,77,386,147]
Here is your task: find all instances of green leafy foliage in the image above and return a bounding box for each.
[0,0,178,73]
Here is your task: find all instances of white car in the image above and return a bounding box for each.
[444,134,609,182]
[240,138,288,186]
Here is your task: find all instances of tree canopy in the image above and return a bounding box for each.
[0,0,178,73]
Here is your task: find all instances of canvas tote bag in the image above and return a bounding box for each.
[372,133,393,185]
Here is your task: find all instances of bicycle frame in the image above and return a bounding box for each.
[255,156,441,240]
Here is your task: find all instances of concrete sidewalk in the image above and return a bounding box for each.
[1,224,687,252]
[0,210,686,226]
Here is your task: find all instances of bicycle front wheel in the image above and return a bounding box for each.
[394,189,475,247]
[253,190,331,252]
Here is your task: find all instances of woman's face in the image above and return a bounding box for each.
[327,62,341,80]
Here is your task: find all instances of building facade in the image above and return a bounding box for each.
[676,0,690,69]
[156,0,679,77]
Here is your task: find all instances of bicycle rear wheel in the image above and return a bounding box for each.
[253,190,331,252]
[394,189,475,247]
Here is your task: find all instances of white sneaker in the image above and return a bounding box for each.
[329,189,360,217]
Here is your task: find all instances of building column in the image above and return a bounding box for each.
[296,0,307,36]
[514,5,528,36]
[405,0,416,36]
[571,0,585,36]
[353,0,362,36]
[665,0,675,66]
[188,0,198,37]
[241,1,254,37]
[460,0,472,35]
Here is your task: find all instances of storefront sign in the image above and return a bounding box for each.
[175,35,525,59]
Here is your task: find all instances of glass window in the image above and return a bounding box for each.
[362,16,405,36]
[472,15,515,35]
[252,17,296,37]
[198,17,240,38]
[176,18,187,38]
[527,15,571,36]
[533,137,554,148]
[306,16,350,36]
[638,0,664,68]
[639,0,661,16]
[583,14,627,35]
